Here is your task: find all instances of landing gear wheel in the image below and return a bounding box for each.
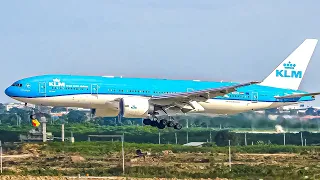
[157,123,166,129]
[150,121,158,127]
[174,123,182,130]
[159,119,168,126]
[167,121,175,127]
[143,119,151,125]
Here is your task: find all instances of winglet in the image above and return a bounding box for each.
[260,39,318,90]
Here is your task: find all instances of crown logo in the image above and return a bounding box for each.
[53,78,60,82]
[283,61,296,69]
[49,78,65,87]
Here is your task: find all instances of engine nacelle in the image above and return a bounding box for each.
[94,108,120,117]
[119,97,154,118]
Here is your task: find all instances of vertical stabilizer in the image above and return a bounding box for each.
[260,39,318,90]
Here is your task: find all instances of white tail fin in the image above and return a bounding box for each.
[260,39,318,90]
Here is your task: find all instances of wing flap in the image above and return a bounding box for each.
[275,92,320,99]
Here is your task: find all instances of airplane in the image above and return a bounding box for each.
[4,39,319,130]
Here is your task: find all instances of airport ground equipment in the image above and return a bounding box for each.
[19,114,53,142]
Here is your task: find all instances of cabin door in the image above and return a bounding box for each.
[91,84,99,95]
[39,82,46,94]
[251,92,258,103]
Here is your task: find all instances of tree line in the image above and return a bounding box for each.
[1,104,320,130]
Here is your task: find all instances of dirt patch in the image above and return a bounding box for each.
[0,176,68,180]
[70,155,85,163]
[0,176,228,180]
[3,154,33,159]
[239,153,298,157]
[20,143,41,156]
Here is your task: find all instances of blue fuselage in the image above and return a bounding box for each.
[5,74,313,103]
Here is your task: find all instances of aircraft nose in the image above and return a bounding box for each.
[5,86,14,97]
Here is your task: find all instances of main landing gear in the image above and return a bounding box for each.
[143,118,182,130]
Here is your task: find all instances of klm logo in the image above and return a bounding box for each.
[276,62,302,78]
[49,78,65,87]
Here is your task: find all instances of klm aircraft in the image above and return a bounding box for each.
[4,39,319,130]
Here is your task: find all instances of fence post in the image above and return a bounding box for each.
[121,135,125,175]
[0,140,2,174]
[175,133,177,144]
[244,133,247,146]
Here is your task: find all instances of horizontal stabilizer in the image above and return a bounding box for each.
[275,92,320,99]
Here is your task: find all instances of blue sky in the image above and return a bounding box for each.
[1,1,320,105]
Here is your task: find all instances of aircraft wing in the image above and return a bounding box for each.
[150,81,259,103]
[275,92,320,99]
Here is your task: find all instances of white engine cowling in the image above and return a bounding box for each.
[94,108,120,117]
[119,97,154,118]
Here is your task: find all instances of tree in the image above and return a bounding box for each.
[123,119,133,125]
[51,106,67,113]
[0,113,14,125]
[93,117,116,126]
[193,119,201,127]
[9,107,32,124]
[200,122,208,128]
[306,108,317,116]
[0,103,6,113]
[214,130,240,146]
[55,114,67,124]
[67,110,87,123]
[36,106,52,113]
[177,119,187,127]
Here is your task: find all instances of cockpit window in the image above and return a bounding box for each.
[11,83,22,87]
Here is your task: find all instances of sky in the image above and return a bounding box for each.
[1,1,320,105]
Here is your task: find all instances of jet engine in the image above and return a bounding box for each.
[119,97,154,118]
[93,108,120,117]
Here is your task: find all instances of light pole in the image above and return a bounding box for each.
[228,140,231,171]
[0,140,2,174]
[186,119,189,128]
[186,119,189,143]
[61,123,65,142]
[15,113,20,127]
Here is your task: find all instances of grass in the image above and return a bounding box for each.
[41,141,320,156]
[3,142,320,179]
